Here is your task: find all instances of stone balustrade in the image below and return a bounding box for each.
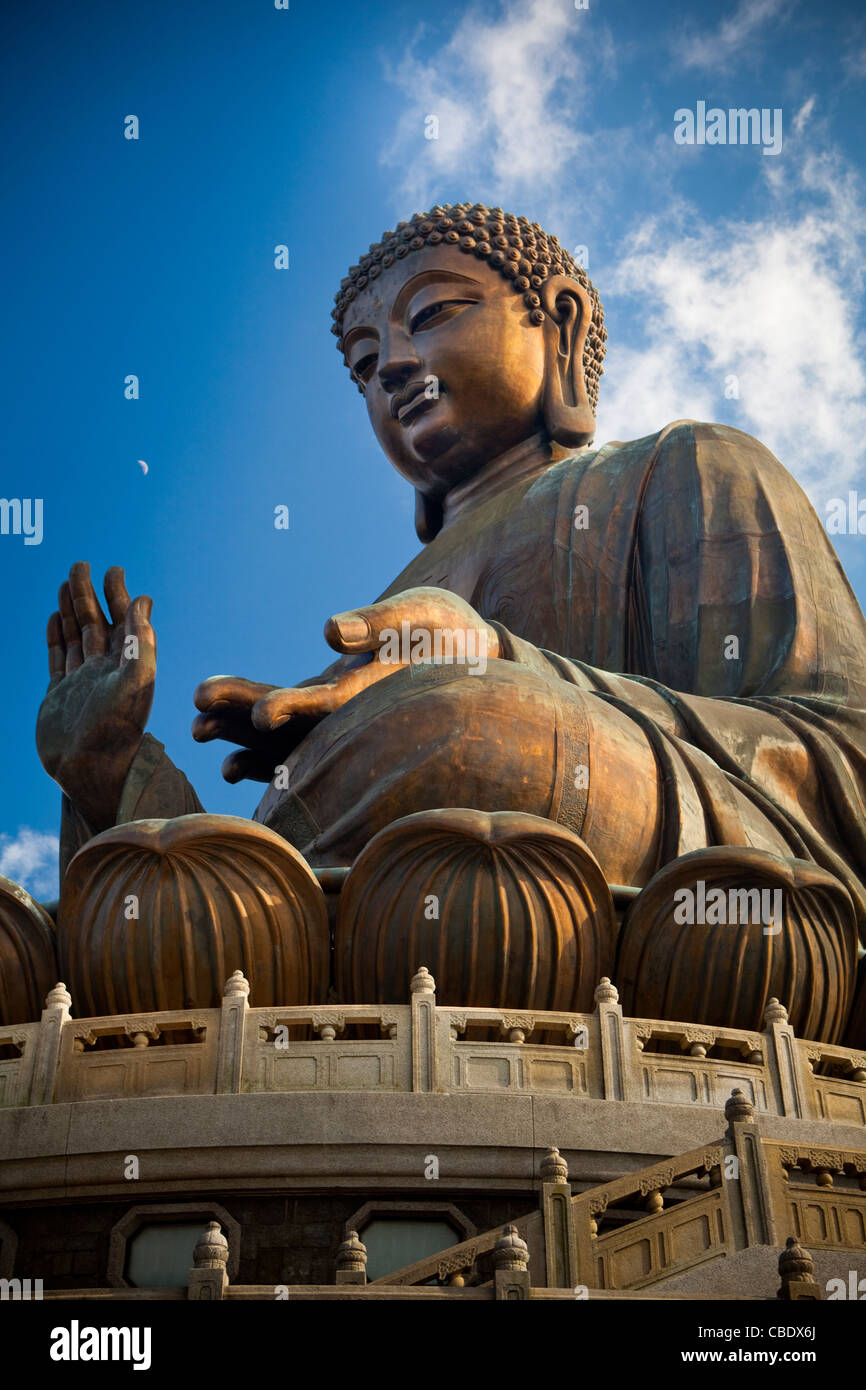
[36,1126,855,1300]
[365,1114,866,1293]
[1,970,865,1120]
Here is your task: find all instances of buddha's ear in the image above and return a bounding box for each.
[539,275,596,448]
[415,489,443,543]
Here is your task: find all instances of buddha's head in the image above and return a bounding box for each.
[332,203,606,539]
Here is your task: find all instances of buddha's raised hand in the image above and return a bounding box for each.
[193,588,500,784]
[36,563,156,831]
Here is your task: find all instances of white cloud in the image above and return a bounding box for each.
[596,155,866,498]
[675,0,787,71]
[380,0,588,214]
[842,45,866,83]
[378,0,866,501]
[0,828,59,901]
[793,95,816,134]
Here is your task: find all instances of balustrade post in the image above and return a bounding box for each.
[724,1088,774,1247]
[763,999,811,1118]
[410,967,438,1093]
[777,1236,822,1301]
[28,983,71,1106]
[494,1225,530,1300]
[187,1222,229,1300]
[539,1147,577,1289]
[216,971,249,1094]
[595,978,631,1101]
[335,1231,367,1286]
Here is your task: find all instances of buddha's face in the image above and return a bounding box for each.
[340,245,549,497]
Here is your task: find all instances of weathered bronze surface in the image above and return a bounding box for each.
[334,808,617,1011]
[32,202,866,1032]
[615,846,857,1040]
[0,875,57,1026]
[57,814,329,1015]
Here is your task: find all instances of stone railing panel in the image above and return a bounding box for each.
[0,1023,38,1107]
[572,1139,734,1286]
[589,1187,732,1291]
[627,1018,771,1111]
[442,1007,600,1096]
[54,1008,219,1104]
[798,1041,866,1126]
[763,1140,866,1253]
[243,1004,411,1094]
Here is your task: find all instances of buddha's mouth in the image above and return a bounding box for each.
[392,380,441,424]
[399,394,439,426]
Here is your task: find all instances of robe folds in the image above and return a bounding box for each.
[60,421,866,944]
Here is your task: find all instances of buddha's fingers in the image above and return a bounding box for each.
[192,711,237,743]
[192,709,281,750]
[221,749,278,784]
[119,596,156,686]
[193,675,278,714]
[47,611,66,686]
[69,561,110,659]
[251,683,334,731]
[324,587,494,656]
[59,581,83,674]
[104,567,132,626]
[324,591,450,653]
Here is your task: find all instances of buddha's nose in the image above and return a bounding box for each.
[377,331,420,394]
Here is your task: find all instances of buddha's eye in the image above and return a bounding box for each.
[352,352,378,386]
[410,299,475,333]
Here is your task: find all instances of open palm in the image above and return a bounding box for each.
[36,562,156,831]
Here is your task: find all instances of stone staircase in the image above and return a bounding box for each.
[366,1095,866,1297]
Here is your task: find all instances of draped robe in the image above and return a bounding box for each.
[59,421,866,947]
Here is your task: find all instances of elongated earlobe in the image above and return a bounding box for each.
[415,489,444,542]
[540,277,597,447]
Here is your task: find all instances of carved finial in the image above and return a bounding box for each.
[540,1147,569,1183]
[193,1221,229,1270]
[725,1088,755,1126]
[411,966,436,994]
[45,982,72,1009]
[493,1224,529,1271]
[763,997,788,1025]
[594,977,618,1004]
[778,1236,814,1281]
[777,1236,817,1299]
[336,1230,367,1273]
[223,970,250,999]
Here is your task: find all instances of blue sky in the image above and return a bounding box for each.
[3,0,866,897]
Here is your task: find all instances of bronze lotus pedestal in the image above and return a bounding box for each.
[7,805,855,1045]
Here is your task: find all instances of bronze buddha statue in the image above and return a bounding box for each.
[32,202,866,1038]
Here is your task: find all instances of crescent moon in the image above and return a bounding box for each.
[138,460,149,475]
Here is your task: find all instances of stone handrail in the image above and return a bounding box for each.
[571,1138,734,1289]
[761,1137,866,1255]
[370,1111,866,1291]
[1,972,865,1118]
[372,1129,743,1289]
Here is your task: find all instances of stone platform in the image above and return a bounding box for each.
[1,971,864,1298]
